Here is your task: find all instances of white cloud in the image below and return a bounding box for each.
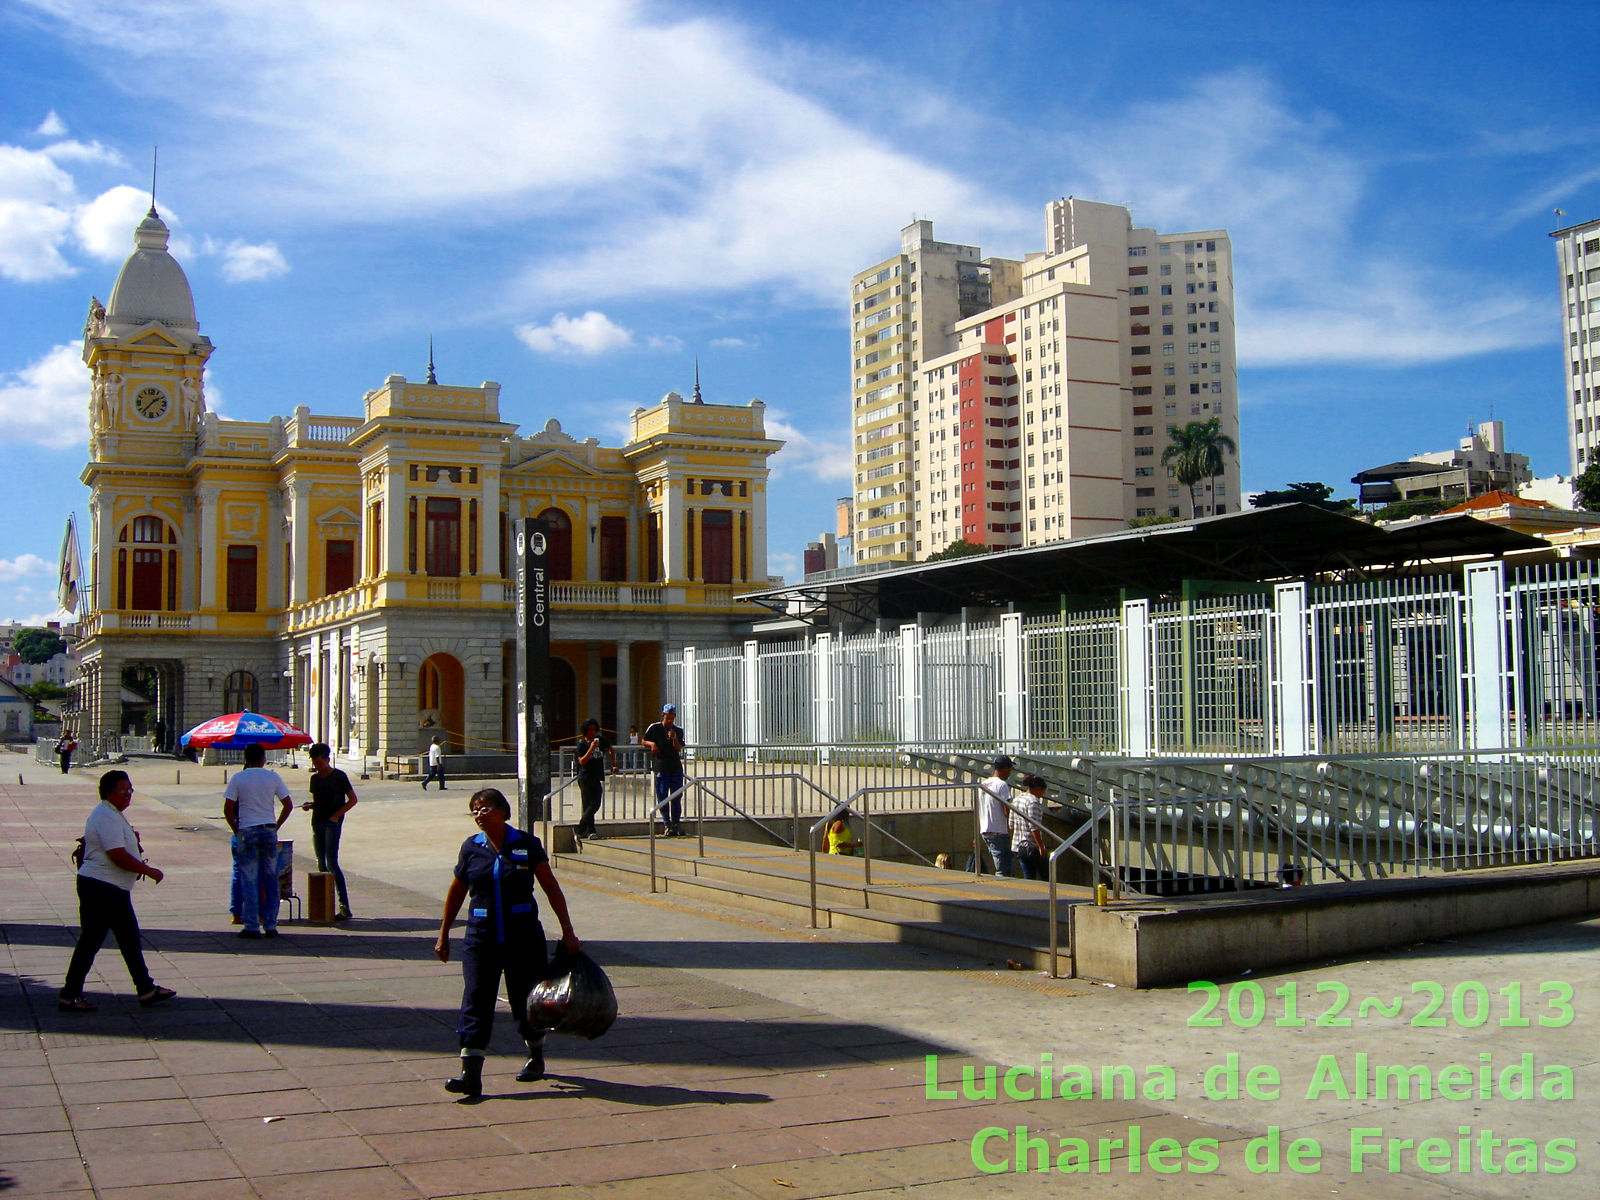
[216,239,288,282]
[35,111,67,138]
[18,1,1024,308]
[0,553,52,582]
[0,144,79,281]
[764,407,851,485]
[644,334,683,352]
[515,312,634,356]
[74,184,154,259]
[1062,70,1552,368]
[0,344,90,449]
[709,336,753,349]
[767,551,800,582]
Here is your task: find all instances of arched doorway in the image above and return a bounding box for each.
[549,657,577,746]
[419,653,466,751]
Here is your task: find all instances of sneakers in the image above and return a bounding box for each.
[237,928,262,939]
[263,929,279,938]
[333,908,353,922]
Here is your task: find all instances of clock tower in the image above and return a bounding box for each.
[82,206,212,460]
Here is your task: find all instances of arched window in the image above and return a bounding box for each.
[224,671,258,713]
[537,507,572,580]
[116,516,178,611]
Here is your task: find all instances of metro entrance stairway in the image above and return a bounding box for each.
[554,831,1089,972]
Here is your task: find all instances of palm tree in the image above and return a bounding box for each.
[1161,418,1237,519]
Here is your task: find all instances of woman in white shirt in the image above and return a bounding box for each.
[58,770,177,1012]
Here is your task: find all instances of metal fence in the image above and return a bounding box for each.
[668,559,1600,758]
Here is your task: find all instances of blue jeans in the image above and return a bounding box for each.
[982,833,1013,878]
[423,760,446,789]
[655,770,683,829]
[236,825,280,932]
[312,820,350,911]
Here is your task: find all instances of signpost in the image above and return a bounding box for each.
[514,517,551,828]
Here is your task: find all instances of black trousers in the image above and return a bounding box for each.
[457,924,547,1052]
[61,876,154,999]
[577,776,603,835]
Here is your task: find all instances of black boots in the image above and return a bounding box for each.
[516,1039,545,1083]
[444,1052,484,1098]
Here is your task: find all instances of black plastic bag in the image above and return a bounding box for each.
[526,948,617,1039]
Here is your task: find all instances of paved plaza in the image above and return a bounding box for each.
[2,751,1597,1198]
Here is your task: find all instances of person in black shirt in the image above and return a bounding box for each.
[574,718,616,839]
[300,742,358,920]
[434,787,580,1099]
[641,703,687,836]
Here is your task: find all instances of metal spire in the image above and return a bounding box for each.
[149,146,158,215]
[692,357,703,404]
[427,336,437,385]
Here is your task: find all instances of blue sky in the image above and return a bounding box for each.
[2,0,1597,624]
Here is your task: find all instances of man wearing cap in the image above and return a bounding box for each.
[978,756,1015,877]
[1011,774,1049,880]
[641,704,687,837]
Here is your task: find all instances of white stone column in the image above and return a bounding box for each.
[198,485,219,609]
[482,468,501,580]
[615,637,632,737]
[661,479,686,581]
[384,467,407,581]
[750,481,769,582]
[289,479,311,604]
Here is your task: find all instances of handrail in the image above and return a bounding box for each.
[806,782,984,929]
[541,776,581,859]
[645,770,839,894]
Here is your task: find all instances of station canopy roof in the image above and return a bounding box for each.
[742,504,1547,626]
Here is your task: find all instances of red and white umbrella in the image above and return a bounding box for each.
[178,710,312,750]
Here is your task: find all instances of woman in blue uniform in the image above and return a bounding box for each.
[434,787,580,1099]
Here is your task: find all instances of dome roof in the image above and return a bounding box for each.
[104,208,198,337]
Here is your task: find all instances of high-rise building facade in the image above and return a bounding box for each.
[849,199,1240,562]
[1554,216,1600,474]
[848,221,1020,564]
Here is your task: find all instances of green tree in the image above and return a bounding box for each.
[12,628,65,663]
[925,539,989,562]
[1160,418,1237,519]
[1249,481,1356,513]
[1128,514,1179,528]
[1575,463,1600,512]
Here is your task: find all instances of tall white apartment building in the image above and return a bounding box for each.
[849,221,1021,564]
[1554,216,1600,473]
[851,198,1240,562]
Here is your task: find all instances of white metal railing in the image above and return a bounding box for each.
[665,560,1600,758]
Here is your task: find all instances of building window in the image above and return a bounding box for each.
[537,507,572,580]
[324,540,354,596]
[226,545,258,612]
[600,516,627,581]
[224,670,258,713]
[425,498,461,578]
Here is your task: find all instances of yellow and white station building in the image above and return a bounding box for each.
[75,207,782,763]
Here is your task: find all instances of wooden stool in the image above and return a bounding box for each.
[306,871,336,924]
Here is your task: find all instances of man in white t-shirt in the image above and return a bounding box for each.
[224,743,292,938]
[978,755,1015,877]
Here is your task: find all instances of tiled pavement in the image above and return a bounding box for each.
[2,754,1596,1198]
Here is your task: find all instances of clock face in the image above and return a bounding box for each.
[133,386,169,420]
